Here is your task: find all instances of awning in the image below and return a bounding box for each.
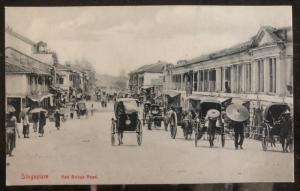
[163,90,181,98]
[215,97,232,104]
[154,95,162,100]
[187,95,202,101]
[232,99,250,107]
[28,93,53,102]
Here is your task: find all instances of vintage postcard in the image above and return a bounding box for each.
[5,6,293,185]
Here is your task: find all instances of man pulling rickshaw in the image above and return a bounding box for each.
[204,109,222,148]
[226,103,250,150]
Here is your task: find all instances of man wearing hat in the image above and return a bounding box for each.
[279,109,293,152]
[205,109,221,148]
[231,120,246,149]
[54,109,61,130]
[21,108,30,138]
[226,103,250,150]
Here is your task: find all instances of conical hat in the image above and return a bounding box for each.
[226,104,249,122]
[207,109,220,120]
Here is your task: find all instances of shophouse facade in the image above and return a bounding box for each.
[128,61,172,96]
[5,47,53,120]
[163,26,293,111]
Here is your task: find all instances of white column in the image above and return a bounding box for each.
[264,58,269,93]
[230,66,235,93]
[207,70,211,92]
[222,67,226,92]
[216,67,221,92]
[276,55,287,96]
[197,71,200,92]
[180,74,183,91]
[251,61,258,93]
[241,64,246,93]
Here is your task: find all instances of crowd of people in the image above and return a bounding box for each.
[5,97,98,162]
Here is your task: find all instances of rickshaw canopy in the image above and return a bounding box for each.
[163,90,181,98]
[115,98,139,114]
[199,98,222,117]
[263,103,290,121]
[187,95,202,101]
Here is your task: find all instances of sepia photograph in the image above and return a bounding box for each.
[5,6,293,185]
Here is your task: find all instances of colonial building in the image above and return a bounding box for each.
[5,25,62,117]
[5,47,53,120]
[164,26,293,111]
[128,61,172,96]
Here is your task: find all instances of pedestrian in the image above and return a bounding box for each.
[22,109,30,138]
[205,109,221,148]
[230,120,246,149]
[70,104,75,119]
[54,109,61,130]
[91,103,94,116]
[6,111,20,157]
[32,112,39,132]
[38,111,46,137]
[279,110,293,152]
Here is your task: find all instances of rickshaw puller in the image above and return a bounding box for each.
[231,120,246,150]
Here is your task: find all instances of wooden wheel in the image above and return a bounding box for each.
[111,119,116,146]
[221,127,225,148]
[136,120,142,146]
[261,125,268,151]
[170,112,177,139]
[194,123,199,147]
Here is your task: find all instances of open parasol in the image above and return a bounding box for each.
[207,109,220,120]
[226,103,249,122]
[7,105,16,113]
[29,107,48,114]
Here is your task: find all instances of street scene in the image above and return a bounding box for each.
[5,6,293,185]
[6,100,293,185]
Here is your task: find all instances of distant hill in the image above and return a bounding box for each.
[95,73,128,90]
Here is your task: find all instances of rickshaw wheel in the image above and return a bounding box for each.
[170,112,177,139]
[261,125,268,151]
[194,123,199,147]
[262,137,267,151]
[111,120,116,146]
[137,120,142,146]
[221,134,225,147]
[221,127,225,147]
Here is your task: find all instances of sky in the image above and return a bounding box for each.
[5,6,292,76]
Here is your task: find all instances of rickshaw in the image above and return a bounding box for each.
[111,98,142,146]
[194,98,231,147]
[261,103,293,152]
[147,104,165,130]
[181,95,202,140]
[143,101,151,126]
[76,101,87,118]
[101,96,108,108]
[163,91,182,138]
